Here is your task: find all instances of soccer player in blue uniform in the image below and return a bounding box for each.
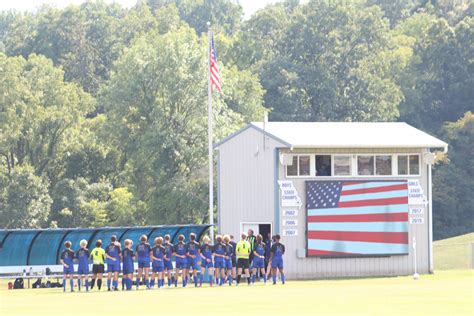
[163,234,174,287]
[173,234,187,287]
[229,235,237,282]
[122,239,135,290]
[252,234,267,284]
[212,235,226,286]
[151,237,165,289]
[199,236,214,287]
[60,241,75,292]
[223,235,234,286]
[270,234,285,285]
[105,235,121,291]
[136,235,152,289]
[186,233,200,287]
[75,239,90,291]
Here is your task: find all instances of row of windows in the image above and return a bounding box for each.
[286,154,420,177]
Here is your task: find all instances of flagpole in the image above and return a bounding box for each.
[207,23,215,243]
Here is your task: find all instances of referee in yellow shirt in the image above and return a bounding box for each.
[90,239,106,290]
[235,232,252,285]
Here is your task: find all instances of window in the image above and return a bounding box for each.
[398,156,408,175]
[357,156,374,175]
[315,155,331,176]
[409,155,420,175]
[397,155,420,175]
[299,156,310,176]
[334,155,352,176]
[286,155,311,177]
[286,156,298,176]
[376,155,392,175]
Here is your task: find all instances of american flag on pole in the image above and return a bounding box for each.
[306,180,409,256]
[210,34,221,93]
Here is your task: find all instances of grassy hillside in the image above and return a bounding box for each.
[434,233,473,270]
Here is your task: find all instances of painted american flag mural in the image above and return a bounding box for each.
[306,180,409,257]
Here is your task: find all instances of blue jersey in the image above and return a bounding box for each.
[200,244,213,259]
[75,248,89,267]
[229,240,237,260]
[60,249,74,265]
[136,243,151,260]
[270,242,285,259]
[174,242,187,257]
[186,241,200,258]
[152,245,165,261]
[213,242,226,258]
[106,243,121,263]
[255,242,266,257]
[122,248,134,266]
[225,243,234,258]
[163,242,174,259]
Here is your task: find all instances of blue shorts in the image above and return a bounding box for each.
[152,263,164,273]
[187,258,200,270]
[175,258,187,269]
[201,258,214,268]
[138,258,150,268]
[252,258,265,269]
[271,258,284,269]
[63,265,74,274]
[163,259,174,270]
[214,259,225,269]
[107,262,121,273]
[123,264,134,275]
[225,259,233,269]
[77,265,89,275]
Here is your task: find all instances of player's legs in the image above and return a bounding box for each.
[144,267,150,289]
[136,267,143,289]
[260,268,267,283]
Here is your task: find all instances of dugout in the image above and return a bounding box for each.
[215,122,448,279]
[0,225,210,274]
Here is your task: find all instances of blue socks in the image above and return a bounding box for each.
[229,276,233,285]
[168,278,172,287]
[69,279,74,291]
[78,279,81,291]
[113,280,118,289]
[107,279,111,290]
[263,274,267,283]
[85,279,89,291]
[194,275,198,287]
[281,274,285,284]
[150,279,155,288]
[272,274,277,284]
[63,278,66,291]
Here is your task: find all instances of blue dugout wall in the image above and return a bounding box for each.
[0,225,211,267]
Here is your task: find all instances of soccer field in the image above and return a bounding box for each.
[0,270,472,316]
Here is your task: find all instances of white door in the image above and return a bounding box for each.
[241,223,259,235]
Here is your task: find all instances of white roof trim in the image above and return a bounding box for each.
[216,121,447,150]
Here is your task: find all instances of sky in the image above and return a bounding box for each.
[0,0,283,18]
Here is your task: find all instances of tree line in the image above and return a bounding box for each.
[0,0,472,239]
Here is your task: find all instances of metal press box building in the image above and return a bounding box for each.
[215,122,448,279]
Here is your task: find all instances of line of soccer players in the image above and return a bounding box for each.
[59,232,285,292]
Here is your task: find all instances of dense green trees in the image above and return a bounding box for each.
[0,0,472,239]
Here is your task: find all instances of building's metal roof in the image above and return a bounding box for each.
[217,122,448,149]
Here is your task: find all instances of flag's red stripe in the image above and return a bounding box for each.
[339,197,408,208]
[308,212,408,223]
[307,231,408,244]
[307,249,354,256]
[341,183,408,196]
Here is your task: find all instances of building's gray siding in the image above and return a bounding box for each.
[217,127,286,237]
[218,130,432,279]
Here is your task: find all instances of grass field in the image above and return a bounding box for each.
[434,233,473,270]
[0,270,472,316]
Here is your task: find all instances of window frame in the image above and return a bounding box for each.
[284,153,421,178]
